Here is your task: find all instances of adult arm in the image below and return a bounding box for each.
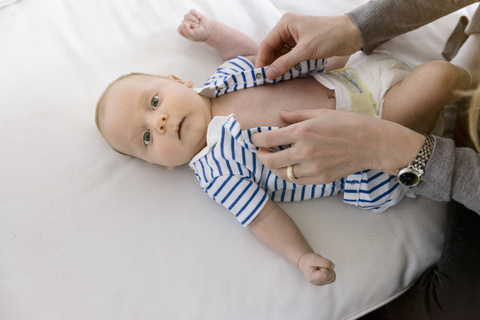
[256,0,478,78]
[347,0,479,54]
[412,136,480,214]
[251,109,480,214]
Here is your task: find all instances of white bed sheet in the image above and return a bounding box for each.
[0,0,477,319]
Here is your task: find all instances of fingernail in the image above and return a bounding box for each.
[266,67,278,79]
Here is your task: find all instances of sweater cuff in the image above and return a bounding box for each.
[346,2,390,54]
[411,136,455,202]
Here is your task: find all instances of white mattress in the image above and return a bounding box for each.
[1,1,477,319]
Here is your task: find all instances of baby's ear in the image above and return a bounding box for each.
[167,166,175,170]
[167,75,193,88]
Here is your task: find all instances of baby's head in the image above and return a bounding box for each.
[96,73,212,169]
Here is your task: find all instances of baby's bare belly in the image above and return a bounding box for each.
[211,77,336,129]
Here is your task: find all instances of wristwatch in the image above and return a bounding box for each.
[396,134,435,187]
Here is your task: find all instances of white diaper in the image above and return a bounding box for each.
[314,51,445,135]
[314,51,412,118]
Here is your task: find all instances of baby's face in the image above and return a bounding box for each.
[100,74,212,168]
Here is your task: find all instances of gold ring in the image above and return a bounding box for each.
[286,164,297,181]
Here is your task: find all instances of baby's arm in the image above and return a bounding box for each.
[177,9,258,64]
[249,199,336,286]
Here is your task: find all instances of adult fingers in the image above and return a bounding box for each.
[255,13,298,69]
[256,35,285,69]
[258,154,334,185]
[270,167,335,186]
[251,126,296,149]
[255,146,298,171]
[279,109,328,124]
[264,47,309,79]
[269,164,316,185]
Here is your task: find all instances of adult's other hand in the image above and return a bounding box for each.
[251,109,424,185]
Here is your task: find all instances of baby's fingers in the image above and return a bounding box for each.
[177,9,212,42]
[187,9,202,20]
[301,252,335,270]
[183,11,200,25]
[309,268,336,286]
[177,22,197,39]
[299,252,336,286]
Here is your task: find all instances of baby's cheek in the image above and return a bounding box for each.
[156,144,189,167]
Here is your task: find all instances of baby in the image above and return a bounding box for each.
[95,10,471,286]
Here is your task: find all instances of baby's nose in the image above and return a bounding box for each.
[153,113,169,133]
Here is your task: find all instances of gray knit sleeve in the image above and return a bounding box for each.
[412,136,480,214]
[346,0,478,54]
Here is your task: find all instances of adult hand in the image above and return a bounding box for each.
[255,13,363,79]
[251,109,424,185]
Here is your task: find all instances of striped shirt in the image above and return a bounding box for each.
[189,57,408,226]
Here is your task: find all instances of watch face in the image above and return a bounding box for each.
[399,171,419,186]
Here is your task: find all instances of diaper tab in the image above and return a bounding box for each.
[327,68,379,117]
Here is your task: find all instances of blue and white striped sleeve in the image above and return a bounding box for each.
[343,170,409,212]
[200,174,269,226]
[204,56,254,88]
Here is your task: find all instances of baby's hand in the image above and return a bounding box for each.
[299,252,336,286]
[177,9,215,43]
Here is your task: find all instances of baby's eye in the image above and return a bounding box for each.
[151,95,159,110]
[143,130,151,145]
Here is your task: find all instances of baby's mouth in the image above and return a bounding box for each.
[178,117,185,140]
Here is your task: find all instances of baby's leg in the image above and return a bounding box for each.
[382,60,470,134]
[383,23,480,134]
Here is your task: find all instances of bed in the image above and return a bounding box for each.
[1,0,477,319]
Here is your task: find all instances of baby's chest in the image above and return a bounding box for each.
[215,77,335,129]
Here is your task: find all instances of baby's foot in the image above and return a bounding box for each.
[451,33,480,89]
[177,9,215,43]
[451,6,480,88]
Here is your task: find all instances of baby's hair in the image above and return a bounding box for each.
[455,82,480,152]
[95,72,167,157]
[466,83,480,151]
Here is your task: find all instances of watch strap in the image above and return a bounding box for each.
[410,134,435,174]
[396,134,435,187]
